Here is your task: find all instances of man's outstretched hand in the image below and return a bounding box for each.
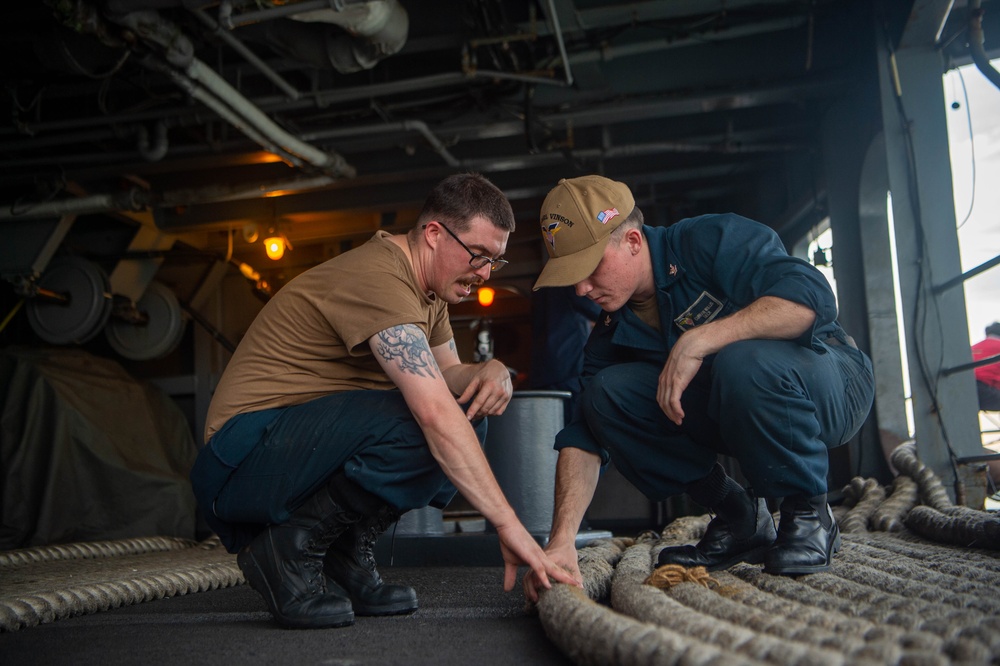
[520,539,582,604]
[494,524,581,599]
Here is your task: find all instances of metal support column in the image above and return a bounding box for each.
[875,3,982,502]
[821,75,903,482]
[857,133,911,464]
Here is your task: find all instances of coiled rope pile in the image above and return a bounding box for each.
[0,535,242,632]
[537,442,1000,665]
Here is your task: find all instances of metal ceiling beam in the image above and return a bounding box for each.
[564,16,808,65]
[152,158,762,232]
[525,0,823,36]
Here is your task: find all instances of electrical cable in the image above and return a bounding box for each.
[58,39,131,80]
[954,67,977,231]
[0,299,24,334]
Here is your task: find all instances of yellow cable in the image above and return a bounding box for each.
[0,299,24,334]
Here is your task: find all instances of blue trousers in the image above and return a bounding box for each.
[190,390,486,552]
[560,339,874,500]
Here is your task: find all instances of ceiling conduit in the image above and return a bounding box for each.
[107,8,355,177]
[1,4,362,219]
[300,119,460,167]
[188,7,302,101]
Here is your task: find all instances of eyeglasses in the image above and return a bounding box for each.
[432,222,509,272]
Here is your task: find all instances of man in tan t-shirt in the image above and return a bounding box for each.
[190,173,578,629]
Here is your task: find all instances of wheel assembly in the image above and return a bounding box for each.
[105,281,187,360]
[26,256,113,345]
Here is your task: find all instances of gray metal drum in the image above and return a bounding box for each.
[394,505,445,536]
[484,390,570,536]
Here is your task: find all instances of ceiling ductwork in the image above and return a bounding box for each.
[103,0,409,74]
[268,0,409,73]
[3,0,998,280]
[105,7,356,175]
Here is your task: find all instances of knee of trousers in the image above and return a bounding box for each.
[577,363,662,456]
[711,341,798,411]
[343,414,487,512]
[580,364,658,418]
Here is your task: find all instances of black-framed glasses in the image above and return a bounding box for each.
[432,222,509,272]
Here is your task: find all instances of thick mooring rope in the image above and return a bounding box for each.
[888,442,1000,549]
[537,440,1000,665]
[0,537,242,632]
[0,536,201,567]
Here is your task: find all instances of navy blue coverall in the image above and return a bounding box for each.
[555,214,875,500]
[191,393,482,553]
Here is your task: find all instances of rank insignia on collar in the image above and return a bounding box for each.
[669,264,678,276]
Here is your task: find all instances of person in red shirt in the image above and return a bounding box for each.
[973,322,1000,412]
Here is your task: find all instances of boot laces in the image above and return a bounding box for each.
[356,507,399,577]
[307,503,361,590]
[300,538,329,592]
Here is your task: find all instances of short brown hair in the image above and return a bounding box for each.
[416,173,515,234]
[610,205,644,243]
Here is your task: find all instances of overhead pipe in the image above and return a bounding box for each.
[0,127,793,220]
[301,120,460,167]
[136,121,169,161]
[523,0,807,37]
[188,7,301,100]
[0,190,147,220]
[156,175,336,206]
[469,69,571,87]
[144,54,346,172]
[0,72,469,135]
[0,172,340,220]
[141,55,304,167]
[569,17,807,65]
[401,120,461,167]
[226,0,408,74]
[6,8,807,136]
[969,0,1000,90]
[543,0,573,87]
[109,9,355,177]
[222,0,359,27]
[221,0,402,35]
[463,0,572,89]
[6,30,813,138]
[459,138,803,173]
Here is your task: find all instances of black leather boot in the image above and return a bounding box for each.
[657,487,776,571]
[763,493,841,576]
[324,505,418,616]
[237,487,359,629]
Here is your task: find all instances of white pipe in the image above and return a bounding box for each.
[190,7,301,101]
[543,0,573,87]
[110,10,354,177]
[185,59,354,175]
[0,191,145,220]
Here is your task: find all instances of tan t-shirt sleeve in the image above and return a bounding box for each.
[205,232,453,441]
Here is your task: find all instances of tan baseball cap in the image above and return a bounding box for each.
[532,175,635,290]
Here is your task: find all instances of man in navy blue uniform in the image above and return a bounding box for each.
[523,175,874,599]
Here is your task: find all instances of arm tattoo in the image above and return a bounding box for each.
[376,324,440,378]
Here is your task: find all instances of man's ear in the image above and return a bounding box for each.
[422,221,441,248]
[625,227,644,255]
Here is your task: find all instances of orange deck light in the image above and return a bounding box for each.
[477,286,495,307]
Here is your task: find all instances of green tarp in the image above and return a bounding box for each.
[0,347,198,549]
